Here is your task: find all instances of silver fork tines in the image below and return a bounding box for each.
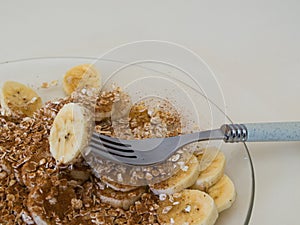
[89,128,226,165]
[90,133,137,159]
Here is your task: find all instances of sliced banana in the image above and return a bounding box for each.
[49,103,91,165]
[0,81,42,116]
[150,155,200,195]
[96,185,146,210]
[207,174,236,213]
[101,176,139,192]
[191,151,225,191]
[63,64,101,95]
[157,189,218,225]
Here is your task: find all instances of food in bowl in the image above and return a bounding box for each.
[0,64,236,225]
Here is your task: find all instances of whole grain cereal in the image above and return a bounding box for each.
[0,90,167,224]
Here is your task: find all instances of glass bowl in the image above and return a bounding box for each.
[0,55,254,224]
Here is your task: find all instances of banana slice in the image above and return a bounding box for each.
[207,175,236,213]
[157,189,218,225]
[101,176,139,192]
[63,64,101,95]
[0,81,42,116]
[191,151,225,191]
[150,155,200,195]
[96,185,146,210]
[49,103,91,165]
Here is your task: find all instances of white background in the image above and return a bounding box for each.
[0,1,300,224]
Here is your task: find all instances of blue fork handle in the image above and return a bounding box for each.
[222,122,300,142]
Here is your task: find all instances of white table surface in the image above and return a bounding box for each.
[1,1,300,224]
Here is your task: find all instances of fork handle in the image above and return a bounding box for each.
[221,122,300,142]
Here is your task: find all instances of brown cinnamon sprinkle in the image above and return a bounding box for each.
[0,93,164,224]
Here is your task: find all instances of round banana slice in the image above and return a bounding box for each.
[95,185,146,210]
[191,151,225,191]
[207,174,236,213]
[157,189,218,225]
[49,103,91,165]
[150,155,200,195]
[0,81,42,116]
[63,64,101,95]
[101,176,140,192]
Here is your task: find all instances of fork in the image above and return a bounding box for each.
[89,122,300,165]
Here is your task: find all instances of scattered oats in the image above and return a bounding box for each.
[0,171,7,179]
[39,158,46,166]
[171,154,180,162]
[15,136,21,143]
[41,80,58,88]
[173,201,180,205]
[117,173,123,183]
[9,179,16,186]
[181,165,189,172]
[95,125,102,133]
[162,206,173,214]
[48,197,57,205]
[71,198,83,210]
[29,97,38,104]
[99,130,112,135]
[41,82,49,88]
[159,194,167,201]
[96,181,106,190]
[170,217,175,224]
[184,204,191,213]
[145,172,153,181]
[173,193,182,198]
[21,211,35,224]
[183,222,190,225]
[50,80,58,86]
[168,194,174,203]
[150,116,162,125]
[153,203,160,210]
[178,161,185,167]
[137,171,144,179]
[6,194,15,201]
[152,169,160,177]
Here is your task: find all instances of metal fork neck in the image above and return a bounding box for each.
[221,124,248,143]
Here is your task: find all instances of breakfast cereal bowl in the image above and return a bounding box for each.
[0,53,254,224]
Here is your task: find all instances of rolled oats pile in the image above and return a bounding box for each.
[0,94,162,225]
